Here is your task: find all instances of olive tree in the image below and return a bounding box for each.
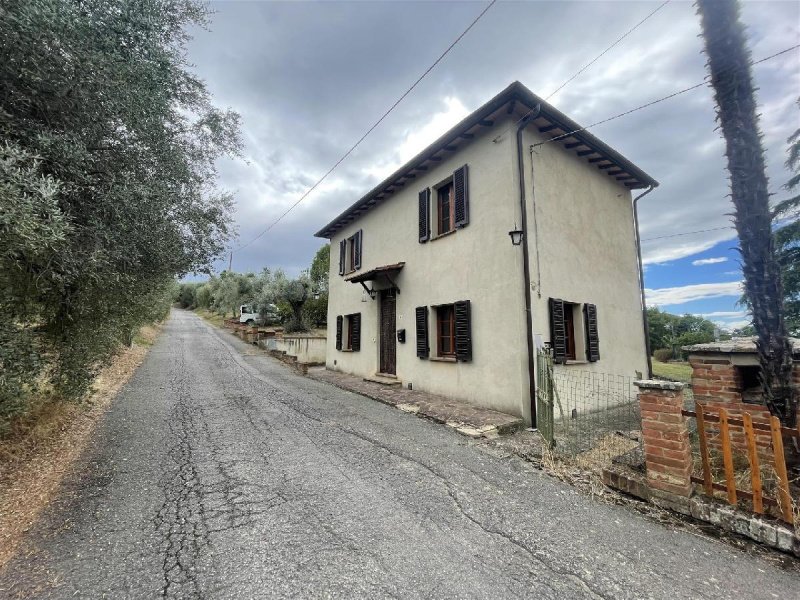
[0,0,240,419]
[255,270,311,333]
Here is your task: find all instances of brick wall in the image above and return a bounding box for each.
[636,380,692,497]
[689,352,800,459]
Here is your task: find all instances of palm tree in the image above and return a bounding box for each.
[697,0,796,426]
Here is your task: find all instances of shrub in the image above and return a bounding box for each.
[653,348,674,362]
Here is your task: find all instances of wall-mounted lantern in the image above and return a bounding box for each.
[508,225,524,246]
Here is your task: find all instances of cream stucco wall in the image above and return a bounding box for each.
[323,116,650,424]
[325,116,531,419]
[521,127,649,383]
[280,336,327,364]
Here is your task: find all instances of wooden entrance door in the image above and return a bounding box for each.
[379,289,397,375]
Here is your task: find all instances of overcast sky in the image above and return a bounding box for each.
[186,0,799,330]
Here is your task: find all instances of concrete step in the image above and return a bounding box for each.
[364,374,402,387]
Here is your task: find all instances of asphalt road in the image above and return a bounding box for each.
[2,310,798,599]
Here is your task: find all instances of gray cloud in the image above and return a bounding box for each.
[186,0,800,277]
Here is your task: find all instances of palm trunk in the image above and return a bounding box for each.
[697,0,796,426]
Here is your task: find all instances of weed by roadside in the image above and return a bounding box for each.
[194,308,225,328]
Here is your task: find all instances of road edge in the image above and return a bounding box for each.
[0,323,165,570]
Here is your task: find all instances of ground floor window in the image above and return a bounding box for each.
[436,304,456,357]
[336,313,361,352]
[549,298,600,363]
[563,302,577,361]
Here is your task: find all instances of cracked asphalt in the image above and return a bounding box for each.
[2,310,798,599]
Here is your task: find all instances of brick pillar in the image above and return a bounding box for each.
[635,380,692,498]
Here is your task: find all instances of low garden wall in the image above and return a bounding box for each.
[601,376,800,557]
[278,335,326,365]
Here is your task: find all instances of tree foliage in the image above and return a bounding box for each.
[646,307,718,359]
[176,244,331,331]
[0,0,239,429]
[775,98,800,336]
[255,270,310,333]
[309,244,330,295]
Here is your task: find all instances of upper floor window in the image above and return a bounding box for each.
[437,181,455,235]
[348,233,357,271]
[338,229,362,275]
[418,164,469,243]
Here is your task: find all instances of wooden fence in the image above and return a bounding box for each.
[682,404,798,524]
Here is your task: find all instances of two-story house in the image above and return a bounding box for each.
[314,81,658,426]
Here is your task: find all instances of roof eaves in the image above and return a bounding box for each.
[314,82,522,238]
[315,81,657,239]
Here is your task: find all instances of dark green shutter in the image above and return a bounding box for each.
[584,303,600,362]
[354,230,362,270]
[415,306,429,358]
[549,298,567,364]
[419,189,430,243]
[454,300,472,362]
[335,315,343,351]
[453,165,469,228]
[351,313,361,352]
[338,240,346,275]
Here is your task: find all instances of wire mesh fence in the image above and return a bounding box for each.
[547,366,643,470]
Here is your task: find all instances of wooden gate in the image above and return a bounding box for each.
[379,289,396,375]
[683,404,798,524]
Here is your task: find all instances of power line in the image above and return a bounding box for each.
[532,44,800,148]
[641,226,734,242]
[544,0,671,102]
[233,0,497,252]
[639,207,797,242]
[493,0,671,143]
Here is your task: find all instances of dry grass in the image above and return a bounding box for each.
[0,322,163,569]
[194,308,225,328]
[539,437,616,500]
[690,433,800,528]
[574,433,639,473]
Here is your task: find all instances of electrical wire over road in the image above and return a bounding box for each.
[232,0,498,253]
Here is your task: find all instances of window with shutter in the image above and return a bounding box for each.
[436,305,455,357]
[354,230,362,270]
[454,300,472,362]
[335,315,343,351]
[350,313,361,352]
[437,182,455,235]
[549,298,567,364]
[584,304,600,362]
[453,164,469,228]
[418,189,430,243]
[338,240,346,276]
[415,306,429,358]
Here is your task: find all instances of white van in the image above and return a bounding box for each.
[239,304,279,326]
[239,305,261,326]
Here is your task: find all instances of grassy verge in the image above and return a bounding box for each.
[194,308,225,328]
[0,323,163,568]
[652,359,692,383]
